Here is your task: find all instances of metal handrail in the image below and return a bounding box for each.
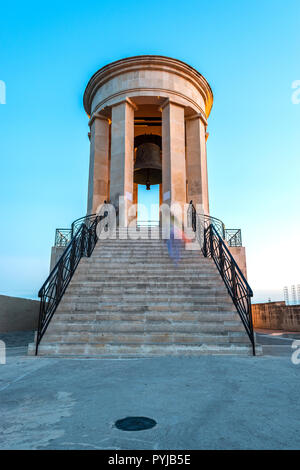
[71,213,97,238]
[225,229,242,247]
[55,228,72,247]
[190,202,255,355]
[188,200,225,239]
[36,214,105,354]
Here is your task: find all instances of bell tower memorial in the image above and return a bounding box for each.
[83,55,213,221]
[33,55,257,357]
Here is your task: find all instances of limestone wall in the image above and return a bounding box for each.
[0,294,40,332]
[228,246,247,280]
[252,301,300,331]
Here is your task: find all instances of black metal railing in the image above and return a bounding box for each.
[190,202,255,355]
[53,215,100,247]
[36,214,105,354]
[70,214,100,238]
[188,200,225,239]
[225,229,242,247]
[55,228,72,247]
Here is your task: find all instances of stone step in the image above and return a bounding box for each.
[69,278,225,286]
[77,262,216,268]
[89,256,204,262]
[41,331,249,345]
[96,238,196,242]
[81,259,212,264]
[60,291,233,310]
[80,258,214,266]
[87,250,206,256]
[91,248,201,254]
[67,283,226,291]
[83,256,209,262]
[97,233,188,236]
[93,243,198,248]
[97,239,195,243]
[73,271,220,279]
[94,241,197,246]
[56,302,236,312]
[79,272,219,279]
[75,267,213,274]
[60,292,233,301]
[29,342,255,357]
[46,320,245,334]
[53,311,241,322]
[65,286,229,296]
[71,277,225,286]
[96,238,181,243]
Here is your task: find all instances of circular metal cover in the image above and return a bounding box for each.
[115,416,157,431]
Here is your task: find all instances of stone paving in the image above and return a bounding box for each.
[0,332,299,450]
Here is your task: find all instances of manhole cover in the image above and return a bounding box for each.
[115,416,157,431]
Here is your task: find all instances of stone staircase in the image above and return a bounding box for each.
[29,228,258,356]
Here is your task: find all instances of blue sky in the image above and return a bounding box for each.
[0,0,299,302]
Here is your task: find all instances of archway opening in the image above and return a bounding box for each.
[137,184,160,227]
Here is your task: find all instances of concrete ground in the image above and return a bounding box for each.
[255,329,300,356]
[0,331,299,450]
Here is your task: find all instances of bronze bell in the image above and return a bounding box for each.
[134,143,162,190]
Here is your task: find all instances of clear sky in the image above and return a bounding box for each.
[0,0,299,302]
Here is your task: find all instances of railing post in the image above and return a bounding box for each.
[95,215,100,245]
[189,201,196,233]
[219,236,224,276]
[248,302,256,356]
[69,238,76,273]
[56,259,64,300]
[209,224,213,257]
[203,227,207,257]
[231,262,237,299]
[87,226,91,257]
[221,222,225,239]
[80,225,86,257]
[88,223,96,257]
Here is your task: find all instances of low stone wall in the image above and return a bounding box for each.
[0,295,40,332]
[252,301,300,331]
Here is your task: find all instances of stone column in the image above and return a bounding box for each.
[133,183,138,206]
[110,98,136,225]
[87,114,110,214]
[159,184,163,207]
[185,114,209,214]
[161,100,186,210]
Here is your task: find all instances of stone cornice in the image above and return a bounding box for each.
[159,97,185,111]
[83,55,213,118]
[185,112,208,126]
[91,87,207,119]
[88,112,109,128]
[110,97,138,111]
